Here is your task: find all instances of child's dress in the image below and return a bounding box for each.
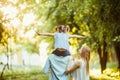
[72,59,89,80]
[52,32,71,56]
[54,32,70,50]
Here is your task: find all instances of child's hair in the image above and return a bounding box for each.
[65,25,70,32]
[78,46,90,75]
[56,25,70,33]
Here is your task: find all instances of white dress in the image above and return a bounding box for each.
[72,59,89,80]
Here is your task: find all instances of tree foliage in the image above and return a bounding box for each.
[0,0,120,73]
[42,0,120,72]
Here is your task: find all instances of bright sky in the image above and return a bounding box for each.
[1,5,18,19]
[8,0,18,4]
[0,2,37,38]
[0,0,48,67]
[23,12,36,26]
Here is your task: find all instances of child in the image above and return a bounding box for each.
[36,25,85,56]
[65,46,90,80]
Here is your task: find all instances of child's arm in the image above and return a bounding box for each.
[65,61,81,74]
[70,35,86,39]
[36,32,54,36]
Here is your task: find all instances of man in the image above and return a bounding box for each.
[43,54,71,80]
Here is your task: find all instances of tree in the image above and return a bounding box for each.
[0,0,119,74]
[43,0,120,73]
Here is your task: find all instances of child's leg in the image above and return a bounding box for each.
[52,49,63,56]
[66,50,71,56]
[52,48,70,56]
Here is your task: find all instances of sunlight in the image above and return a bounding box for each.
[24,30,35,38]
[0,5,18,19]
[0,4,19,27]
[10,18,20,27]
[90,69,101,75]
[23,12,36,26]
[8,0,18,4]
[19,3,26,10]
[36,0,40,4]
[17,29,24,37]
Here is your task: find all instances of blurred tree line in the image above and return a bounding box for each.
[0,0,120,74]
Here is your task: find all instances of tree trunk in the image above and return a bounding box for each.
[102,39,108,71]
[6,45,10,70]
[114,42,120,69]
[97,41,108,73]
[97,44,103,73]
[0,64,8,77]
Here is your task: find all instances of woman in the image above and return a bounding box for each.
[65,46,90,80]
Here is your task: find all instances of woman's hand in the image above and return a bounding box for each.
[65,69,70,75]
[65,61,80,75]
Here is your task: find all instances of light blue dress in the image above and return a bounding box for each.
[43,54,70,80]
[54,32,70,50]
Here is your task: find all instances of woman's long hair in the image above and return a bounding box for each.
[79,46,90,75]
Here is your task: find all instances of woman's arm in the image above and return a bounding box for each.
[70,35,86,39]
[65,61,81,74]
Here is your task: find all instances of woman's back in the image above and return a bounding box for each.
[73,58,89,80]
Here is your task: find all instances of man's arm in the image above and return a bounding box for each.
[70,35,86,39]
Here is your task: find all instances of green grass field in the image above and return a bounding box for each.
[0,55,119,80]
[0,65,119,80]
[0,67,48,80]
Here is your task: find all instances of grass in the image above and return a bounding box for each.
[0,60,120,80]
[0,67,119,80]
[0,67,49,80]
[90,68,120,80]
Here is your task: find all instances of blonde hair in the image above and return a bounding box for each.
[79,46,90,75]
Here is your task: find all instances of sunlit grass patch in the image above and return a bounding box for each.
[103,68,120,79]
[90,74,117,80]
[90,68,120,80]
